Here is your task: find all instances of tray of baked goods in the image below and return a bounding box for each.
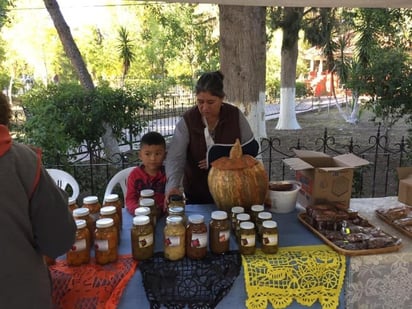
[298,203,402,256]
[376,205,412,238]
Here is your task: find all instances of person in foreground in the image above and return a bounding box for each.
[165,70,256,205]
[0,92,76,308]
[126,131,167,215]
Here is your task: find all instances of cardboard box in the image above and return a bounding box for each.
[397,167,412,206]
[283,150,369,208]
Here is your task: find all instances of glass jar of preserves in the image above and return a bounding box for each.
[256,211,272,236]
[209,210,230,255]
[231,206,244,231]
[168,206,186,226]
[94,218,118,265]
[261,220,278,254]
[186,214,208,260]
[67,219,91,266]
[100,206,120,245]
[134,206,151,217]
[82,196,101,222]
[250,204,264,224]
[131,215,154,260]
[140,189,154,199]
[168,194,185,208]
[239,221,256,255]
[103,193,123,229]
[68,197,78,213]
[73,207,95,243]
[164,215,185,261]
[140,198,157,227]
[236,213,250,240]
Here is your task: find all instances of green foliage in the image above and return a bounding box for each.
[20,83,149,164]
[295,81,309,98]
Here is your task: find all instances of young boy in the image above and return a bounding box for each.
[126,131,167,215]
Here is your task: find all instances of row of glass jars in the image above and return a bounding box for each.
[66,217,119,266]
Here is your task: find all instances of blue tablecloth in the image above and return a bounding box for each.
[117,204,346,309]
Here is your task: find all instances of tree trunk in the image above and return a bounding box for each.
[219,5,267,140]
[275,7,302,130]
[43,0,120,158]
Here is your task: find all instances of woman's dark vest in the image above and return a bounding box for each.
[183,103,241,204]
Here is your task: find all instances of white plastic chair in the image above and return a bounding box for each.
[103,167,135,204]
[46,168,80,200]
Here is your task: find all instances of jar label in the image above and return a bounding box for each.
[165,235,181,247]
[219,230,230,242]
[190,233,207,248]
[262,233,278,246]
[241,234,256,247]
[94,239,109,251]
[71,239,87,252]
[138,234,154,248]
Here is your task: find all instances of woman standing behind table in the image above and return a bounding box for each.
[165,71,257,206]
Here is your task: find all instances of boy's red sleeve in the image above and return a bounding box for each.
[126,170,139,215]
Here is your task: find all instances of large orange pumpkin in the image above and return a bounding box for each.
[208,139,269,212]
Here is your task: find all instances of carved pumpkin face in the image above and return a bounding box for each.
[208,139,269,212]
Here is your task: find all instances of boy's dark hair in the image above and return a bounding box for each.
[0,93,12,126]
[141,131,166,148]
[195,70,225,98]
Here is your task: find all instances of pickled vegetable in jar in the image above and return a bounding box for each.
[186,214,208,260]
[67,219,90,266]
[103,193,123,229]
[168,194,185,208]
[250,204,264,224]
[68,197,78,213]
[100,206,120,245]
[261,220,278,254]
[94,218,118,265]
[82,196,101,222]
[168,206,186,226]
[239,221,256,255]
[164,215,185,261]
[131,215,154,260]
[134,206,151,217]
[256,211,272,236]
[236,213,250,240]
[73,207,95,243]
[231,206,244,231]
[209,210,230,254]
[140,198,157,227]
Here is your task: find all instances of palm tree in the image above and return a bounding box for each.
[116,26,136,88]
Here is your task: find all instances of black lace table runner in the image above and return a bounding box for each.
[139,251,241,309]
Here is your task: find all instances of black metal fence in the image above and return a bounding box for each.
[45,122,411,204]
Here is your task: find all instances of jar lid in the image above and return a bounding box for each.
[258,211,272,220]
[73,207,90,216]
[68,197,77,205]
[100,206,116,215]
[237,213,250,221]
[166,215,183,225]
[169,194,184,202]
[135,206,150,216]
[240,221,254,230]
[133,215,150,226]
[140,198,155,207]
[263,220,277,229]
[75,219,87,229]
[251,204,264,212]
[188,214,204,224]
[83,196,99,204]
[168,206,184,214]
[104,194,119,203]
[96,218,114,228]
[140,189,154,197]
[211,210,228,220]
[231,206,244,214]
